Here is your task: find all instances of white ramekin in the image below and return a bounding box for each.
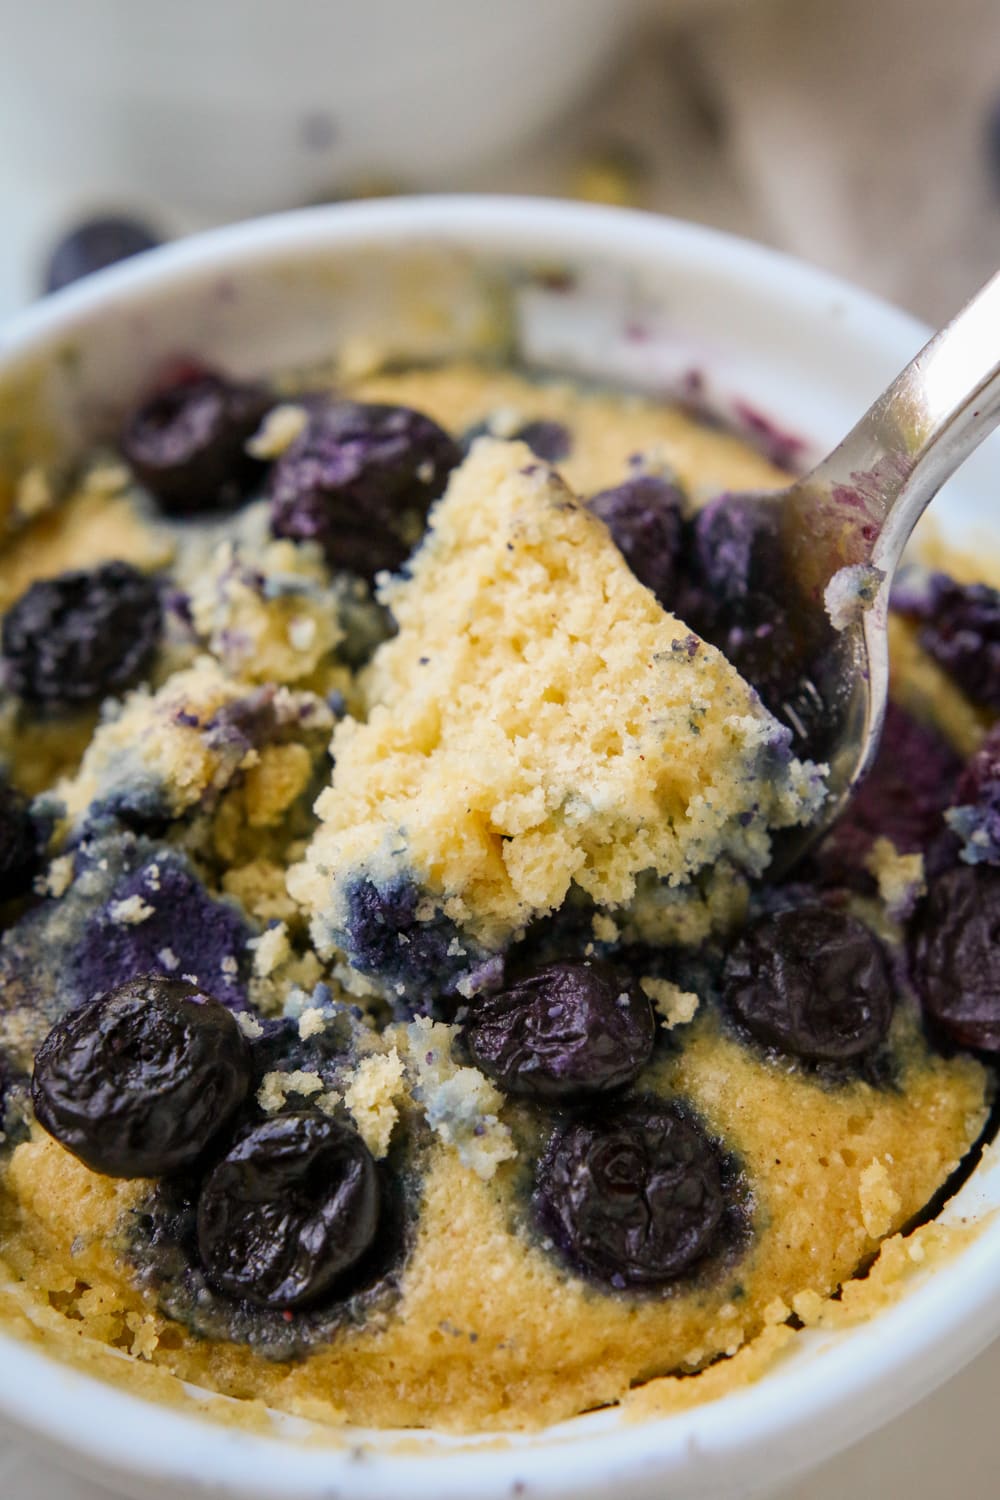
[1,197,999,1500]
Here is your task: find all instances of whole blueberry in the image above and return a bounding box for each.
[269,400,461,579]
[589,474,685,608]
[0,783,41,900]
[533,1101,726,1287]
[31,976,251,1177]
[2,562,162,706]
[196,1113,379,1309]
[895,573,1000,710]
[512,419,572,464]
[909,865,1000,1051]
[721,907,893,1062]
[947,724,1000,865]
[44,214,161,295]
[462,960,654,1100]
[121,369,271,516]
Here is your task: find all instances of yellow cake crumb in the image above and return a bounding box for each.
[343,1049,406,1158]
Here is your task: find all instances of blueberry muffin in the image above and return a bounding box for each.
[0,359,995,1434]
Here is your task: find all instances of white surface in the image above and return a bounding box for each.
[3,1333,999,1500]
[1,199,1000,1499]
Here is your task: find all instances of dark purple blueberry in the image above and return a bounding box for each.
[196,1113,379,1309]
[31,976,251,1177]
[73,858,251,1011]
[721,907,893,1062]
[121,370,270,516]
[589,474,685,608]
[44,214,161,294]
[533,1102,725,1287]
[812,702,962,887]
[0,784,41,900]
[462,960,654,1100]
[679,494,837,754]
[269,400,461,580]
[947,725,1000,865]
[895,573,1000,711]
[1,562,162,706]
[512,419,572,464]
[909,865,1000,1051]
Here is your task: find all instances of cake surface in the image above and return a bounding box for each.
[0,357,995,1436]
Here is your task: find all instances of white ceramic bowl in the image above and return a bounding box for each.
[1,197,1000,1500]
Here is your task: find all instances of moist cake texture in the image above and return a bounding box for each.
[0,356,996,1435]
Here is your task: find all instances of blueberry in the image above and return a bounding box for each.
[895,573,1000,710]
[533,1101,726,1287]
[121,369,271,516]
[512,420,572,463]
[2,562,162,706]
[588,474,685,608]
[721,907,893,1062]
[31,976,251,1177]
[44,214,161,295]
[680,494,837,755]
[813,702,961,887]
[0,783,41,900]
[196,1113,379,1309]
[73,857,251,1012]
[909,865,1000,1051]
[269,401,461,580]
[947,725,1000,865]
[462,960,654,1100]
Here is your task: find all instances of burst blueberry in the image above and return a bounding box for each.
[813,702,961,887]
[31,976,251,1177]
[588,474,685,608]
[269,400,461,580]
[73,857,251,1011]
[722,907,893,1062]
[462,960,654,1100]
[533,1102,726,1287]
[196,1113,380,1309]
[511,419,572,463]
[894,573,1000,710]
[2,562,162,706]
[121,368,271,516]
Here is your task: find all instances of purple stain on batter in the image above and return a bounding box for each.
[73,858,252,1010]
[731,402,806,474]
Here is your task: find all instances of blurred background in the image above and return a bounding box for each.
[1,0,998,325]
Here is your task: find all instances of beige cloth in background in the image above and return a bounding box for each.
[480,0,1000,325]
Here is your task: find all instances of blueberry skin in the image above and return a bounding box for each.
[196,1113,379,1309]
[589,474,685,609]
[462,960,654,1100]
[31,976,251,1178]
[121,370,271,516]
[2,562,162,707]
[270,400,461,580]
[909,865,1000,1052]
[0,784,41,900]
[533,1101,726,1288]
[44,215,161,294]
[722,907,894,1063]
